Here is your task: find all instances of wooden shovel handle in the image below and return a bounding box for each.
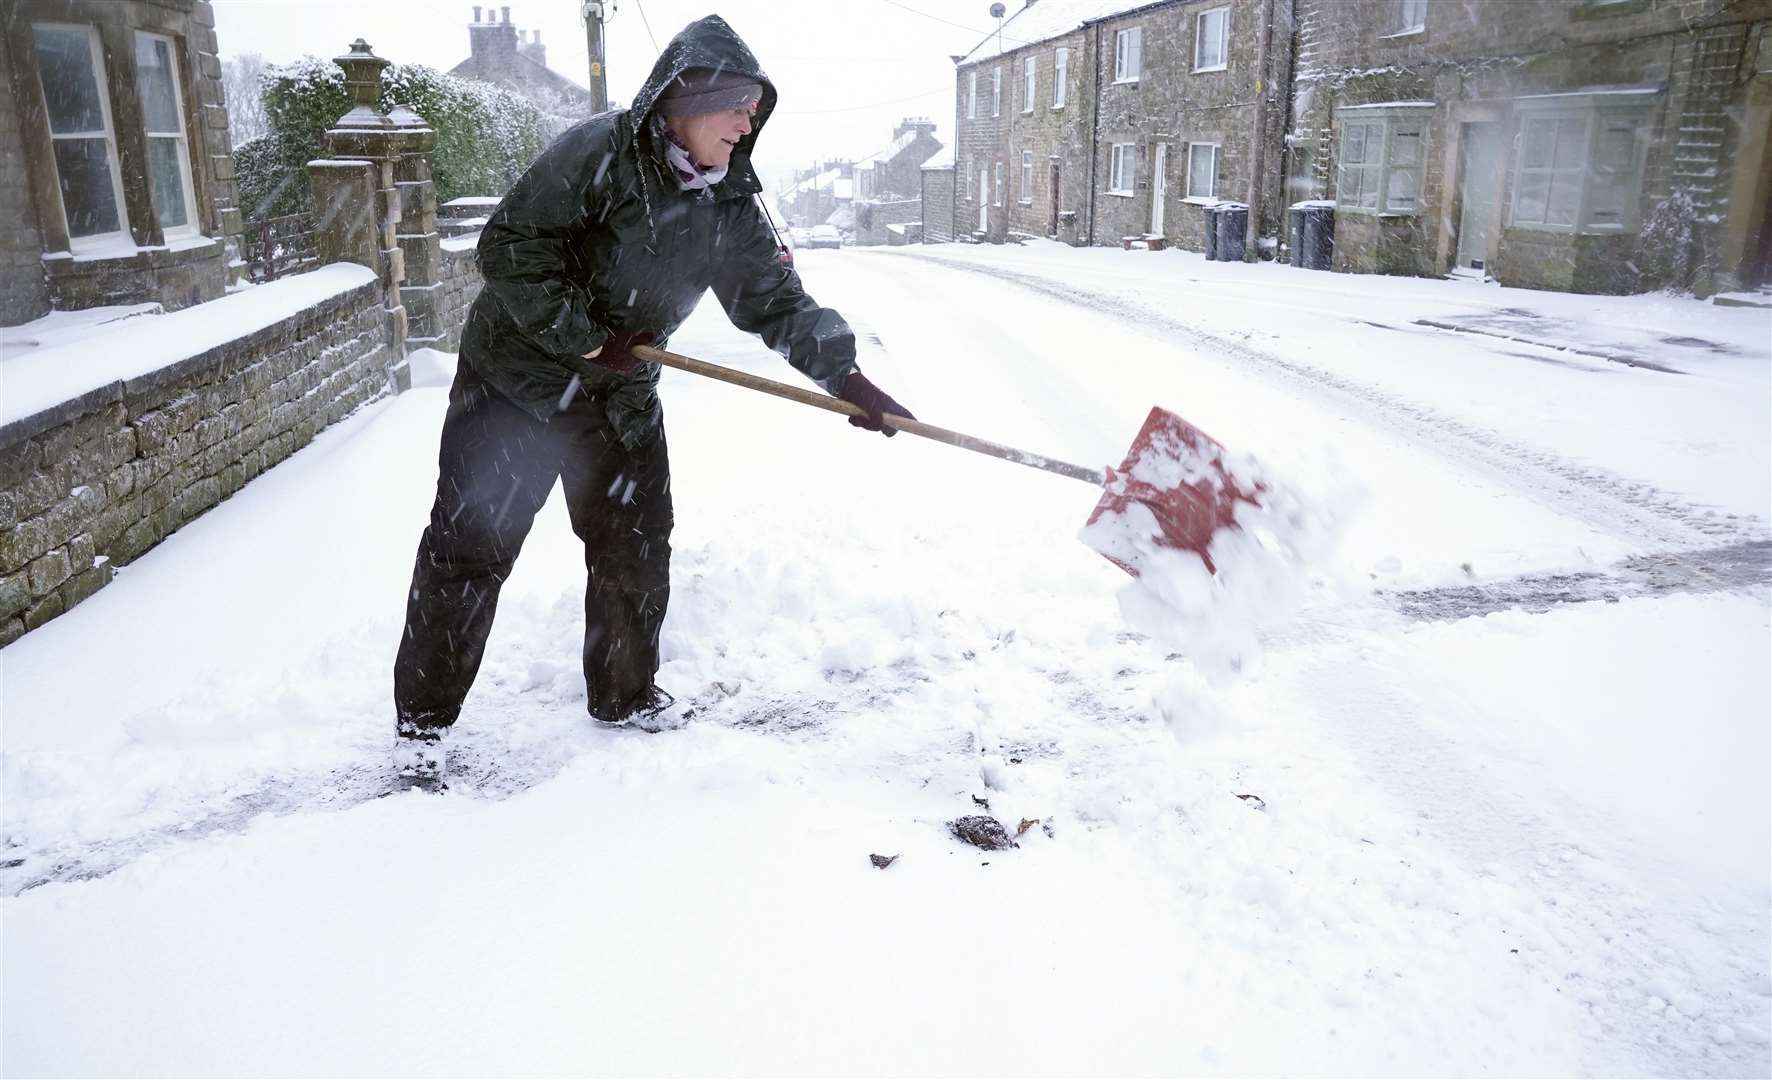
[634,344,1106,486]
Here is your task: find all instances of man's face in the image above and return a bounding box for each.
[668,104,755,169]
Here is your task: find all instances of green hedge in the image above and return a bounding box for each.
[237,58,552,222]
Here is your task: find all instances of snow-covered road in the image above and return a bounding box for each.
[4,245,1768,1076]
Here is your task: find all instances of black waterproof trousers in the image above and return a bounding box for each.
[393,361,673,737]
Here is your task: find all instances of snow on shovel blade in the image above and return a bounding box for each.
[1083,406,1264,577]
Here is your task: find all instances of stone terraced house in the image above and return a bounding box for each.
[942,0,1771,295]
[1,0,245,327]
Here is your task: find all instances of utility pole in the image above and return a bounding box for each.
[581,0,609,112]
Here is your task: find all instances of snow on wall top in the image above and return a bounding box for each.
[959,0,1157,64]
[0,264,379,440]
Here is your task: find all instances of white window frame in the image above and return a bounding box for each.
[134,31,200,239]
[1114,27,1142,83]
[1194,7,1230,72]
[33,22,132,253]
[1186,142,1220,199]
[1020,150,1034,204]
[991,67,1001,118]
[1108,143,1136,196]
[968,70,978,120]
[1023,56,1036,113]
[965,158,973,190]
[993,160,1004,206]
[1333,106,1431,215]
[1510,94,1653,234]
[1390,0,1427,35]
[1053,47,1068,109]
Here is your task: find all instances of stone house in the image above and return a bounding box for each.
[949,0,1290,253]
[780,161,854,229]
[921,147,957,243]
[449,5,594,121]
[850,117,943,245]
[1,0,246,327]
[1289,0,1772,294]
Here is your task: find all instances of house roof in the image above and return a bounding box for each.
[448,51,593,104]
[853,130,919,168]
[958,0,1165,64]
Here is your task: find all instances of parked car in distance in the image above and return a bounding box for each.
[804,225,843,250]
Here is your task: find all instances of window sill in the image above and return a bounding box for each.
[1105,190,1136,198]
[1334,206,1421,218]
[1018,199,1033,206]
[1507,223,1633,235]
[1051,103,1065,111]
[1022,108,1034,115]
[1571,0,1649,18]
[1182,195,1220,205]
[1112,77,1140,85]
[1192,64,1228,74]
[1378,27,1425,40]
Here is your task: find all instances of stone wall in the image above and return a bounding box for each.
[0,38,49,326]
[0,270,392,644]
[852,199,923,247]
[436,236,484,350]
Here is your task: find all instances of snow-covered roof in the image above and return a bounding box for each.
[833,178,854,200]
[782,166,846,198]
[921,147,956,171]
[853,131,918,168]
[1338,101,1436,110]
[959,0,1156,64]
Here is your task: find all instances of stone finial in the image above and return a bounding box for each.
[332,39,392,131]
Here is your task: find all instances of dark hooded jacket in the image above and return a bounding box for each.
[459,15,855,446]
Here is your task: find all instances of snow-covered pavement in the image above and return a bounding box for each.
[3,244,1768,1076]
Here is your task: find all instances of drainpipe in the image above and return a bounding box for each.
[1244,0,1279,260]
[1086,24,1101,246]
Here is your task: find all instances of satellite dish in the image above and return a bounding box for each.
[989,3,1006,18]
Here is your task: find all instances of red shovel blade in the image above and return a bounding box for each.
[1084,406,1263,577]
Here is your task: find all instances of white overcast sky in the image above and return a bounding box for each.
[211,0,999,191]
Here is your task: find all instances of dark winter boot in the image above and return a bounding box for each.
[600,685,696,733]
[392,737,448,794]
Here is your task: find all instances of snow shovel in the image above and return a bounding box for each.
[633,344,1264,576]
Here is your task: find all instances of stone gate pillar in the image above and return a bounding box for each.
[388,104,445,352]
[305,39,418,393]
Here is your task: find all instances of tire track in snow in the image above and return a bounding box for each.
[875,250,1767,553]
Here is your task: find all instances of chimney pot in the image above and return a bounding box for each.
[501,6,511,22]
[472,5,481,20]
[533,29,542,44]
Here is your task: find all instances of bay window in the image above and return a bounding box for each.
[1510,91,1653,232]
[1334,105,1431,214]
